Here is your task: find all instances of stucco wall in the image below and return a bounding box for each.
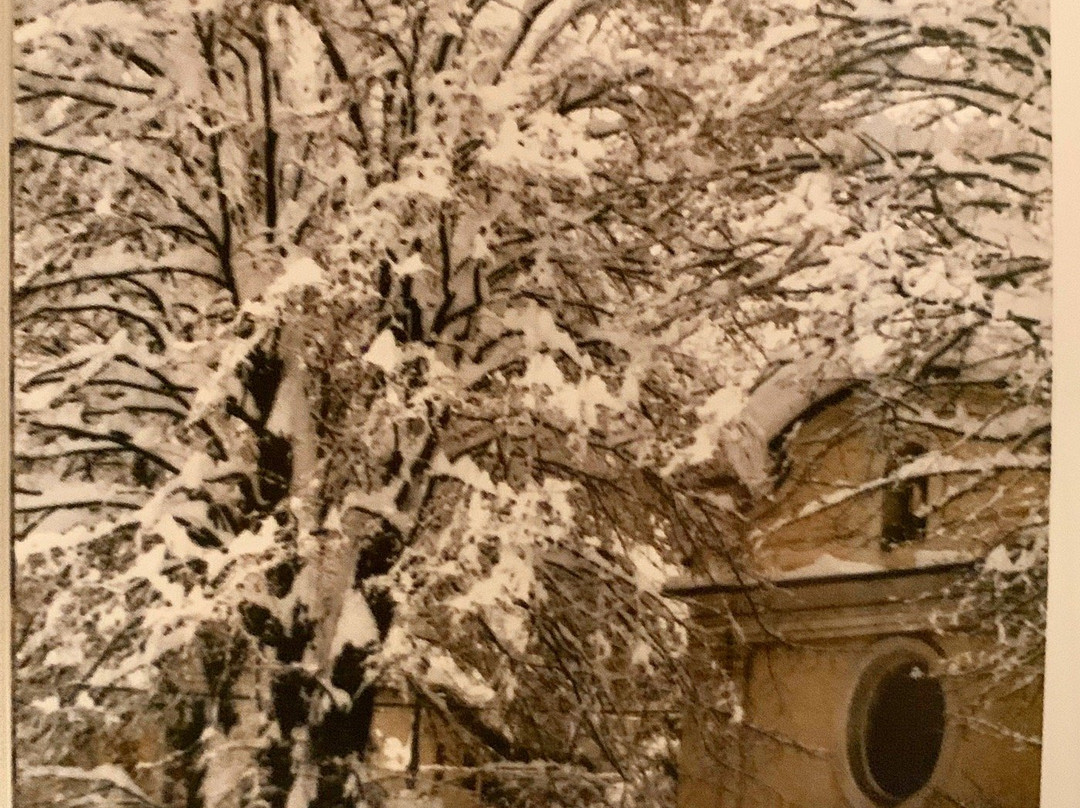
[677,630,1042,808]
[676,383,1045,808]
[729,385,1049,575]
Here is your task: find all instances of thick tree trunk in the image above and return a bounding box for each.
[235,345,446,808]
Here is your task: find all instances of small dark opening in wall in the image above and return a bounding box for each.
[850,657,947,804]
[882,442,928,548]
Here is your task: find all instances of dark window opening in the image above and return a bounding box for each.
[882,443,928,548]
[849,657,946,804]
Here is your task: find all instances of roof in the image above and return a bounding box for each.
[663,558,978,598]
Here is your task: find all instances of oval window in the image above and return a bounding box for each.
[848,655,946,804]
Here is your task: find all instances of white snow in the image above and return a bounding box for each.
[365,330,404,373]
[284,764,319,808]
[264,255,327,300]
[627,544,671,595]
[425,650,496,706]
[630,640,652,667]
[30,695,61,714]
[760,17,821,53]
[226,519,278,558]
[14,481,143,515]
[672,387,748,470]
[983,544,1041,575]
[777,553,884,580]
[914,549,972,566]
[432,453,498,494]
[392,254,427,278]
[375,734,412,772]
[849,334,890,372]
[43,644,85,668]
[520,355,623,428]
[22,764,156,804]
[264,359,310,440]
[329,589,379,659]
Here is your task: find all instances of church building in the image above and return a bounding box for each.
[668,363,1046,808]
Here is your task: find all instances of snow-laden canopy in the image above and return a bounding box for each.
[12,0,1050,806]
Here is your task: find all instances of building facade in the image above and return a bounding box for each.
[670,368,1046,808]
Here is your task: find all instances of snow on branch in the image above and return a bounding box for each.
[21,764,163,808]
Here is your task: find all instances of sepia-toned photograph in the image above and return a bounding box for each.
[8,1,1056,807]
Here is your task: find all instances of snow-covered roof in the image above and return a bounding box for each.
[663,555,978,598]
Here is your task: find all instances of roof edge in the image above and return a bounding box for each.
[662,559,979,598]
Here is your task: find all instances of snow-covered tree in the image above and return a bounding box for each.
[12,0,1049,806]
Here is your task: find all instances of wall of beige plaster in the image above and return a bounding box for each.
[678,384,1045,808]
[677,631,1042,808]
[734,386,1049,577]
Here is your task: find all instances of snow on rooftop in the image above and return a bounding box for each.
[664,549,979,594]
[774,553,883,580]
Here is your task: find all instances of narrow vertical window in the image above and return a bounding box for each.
[881,443,927,548]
